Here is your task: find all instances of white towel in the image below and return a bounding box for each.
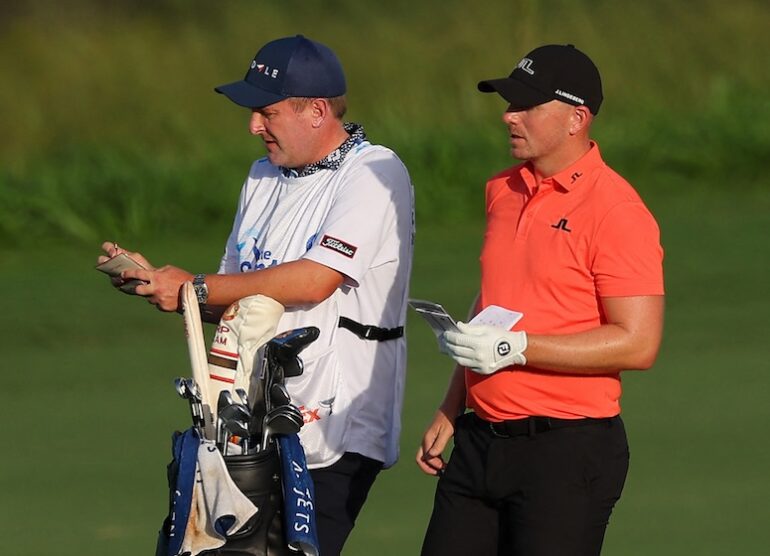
[179,440,258,555]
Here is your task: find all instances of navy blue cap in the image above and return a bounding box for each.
[215,35,346,108]
[478,44,603,115]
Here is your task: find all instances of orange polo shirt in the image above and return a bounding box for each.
[468,142,664,420]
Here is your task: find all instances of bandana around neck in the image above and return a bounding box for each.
[281,122,367,178]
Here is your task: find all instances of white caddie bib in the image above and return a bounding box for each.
[219,141,414,468]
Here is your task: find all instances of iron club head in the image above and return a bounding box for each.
[270,382,291,407]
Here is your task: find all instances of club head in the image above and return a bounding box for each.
[270,382,291,407]
[265,409,303,436]
[220,402,251,423]
[261,405,303,449]
[235,388,250,409]
[266,327,319,377]
[174,377,188,399]
[285,406,305,429]
[217,389,234,413]
[223,417,250,439]
[184,378,201,401]
[270,404,303,427]
[177,377,205,434]
[284,358,304,378]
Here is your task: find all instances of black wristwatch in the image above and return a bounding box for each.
[192,273,209,305]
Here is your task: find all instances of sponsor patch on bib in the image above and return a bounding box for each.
[320,235,357,258]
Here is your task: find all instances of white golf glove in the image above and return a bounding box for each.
[440,321,528,375]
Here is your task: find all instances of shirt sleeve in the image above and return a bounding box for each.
[303,150,412,287]
[591,201,665,297]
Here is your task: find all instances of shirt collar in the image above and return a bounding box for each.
[551,141,603,191]
[517,140,604,193]
[281,122,367,178]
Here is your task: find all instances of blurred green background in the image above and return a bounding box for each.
[1,0,769,554]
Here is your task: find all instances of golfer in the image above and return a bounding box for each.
[100,35,414,556]
[417,44,664,555]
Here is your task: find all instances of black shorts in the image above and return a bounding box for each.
[421,413,629,556]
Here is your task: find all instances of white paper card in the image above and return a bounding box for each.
[469,305,523,330]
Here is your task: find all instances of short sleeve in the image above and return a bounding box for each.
[303,151,412,287]
[591,201,665,297]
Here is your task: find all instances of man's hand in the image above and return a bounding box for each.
[97,241,155,290]
[441,321,528,375]
[123,265,194,312]
[416,409,456,476]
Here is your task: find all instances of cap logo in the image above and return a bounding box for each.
[250,61,279,79]
[554,89,585,105]
[517,57,535,75]
[218,37,347,108]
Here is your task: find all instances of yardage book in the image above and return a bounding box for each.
[94,253,147,294]
[408,299,459,336]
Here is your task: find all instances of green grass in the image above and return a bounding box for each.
[2,0,769,246]
[1,189,768,554]
[1,1,769,552]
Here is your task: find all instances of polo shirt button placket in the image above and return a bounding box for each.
[516,209,533,240]
[518,188,549,240]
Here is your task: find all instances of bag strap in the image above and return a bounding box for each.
[338,316,404,342]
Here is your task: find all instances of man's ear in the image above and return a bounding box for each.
[569,105,592,135]
[310,98,329,128]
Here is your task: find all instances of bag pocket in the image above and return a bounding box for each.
[208,448,290,556]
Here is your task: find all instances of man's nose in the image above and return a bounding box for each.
[249,111,265,135]
[502,109,521,125]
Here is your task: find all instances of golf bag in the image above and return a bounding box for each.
[156,429,318,556]
[159,324,321,556]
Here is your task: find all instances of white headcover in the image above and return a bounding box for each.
[207,295,284,400]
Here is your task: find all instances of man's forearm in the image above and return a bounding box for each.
[204,259,344,308]
[442,295,665,376]
[439,364,467,417]
[524,294,665,374]
[526,325,658,374]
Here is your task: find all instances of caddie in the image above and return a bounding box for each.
[417,44,665,555]
[99,34,415,556]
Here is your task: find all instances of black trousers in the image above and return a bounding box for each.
[309,451,383,556]
[421,413,629,556]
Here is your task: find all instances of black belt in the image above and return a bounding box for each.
[475,413,616,438]
[338,316,404,342]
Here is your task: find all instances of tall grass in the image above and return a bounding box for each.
[1,0,769,246]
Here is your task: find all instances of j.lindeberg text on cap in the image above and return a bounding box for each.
[478,44,603,115]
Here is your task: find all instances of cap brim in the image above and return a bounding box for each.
[477,77,552,109]
[214,80,287,109]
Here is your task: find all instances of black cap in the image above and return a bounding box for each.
[215,35,346,108]
[478,44,603,114]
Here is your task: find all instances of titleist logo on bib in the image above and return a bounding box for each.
[320,235,357,258]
